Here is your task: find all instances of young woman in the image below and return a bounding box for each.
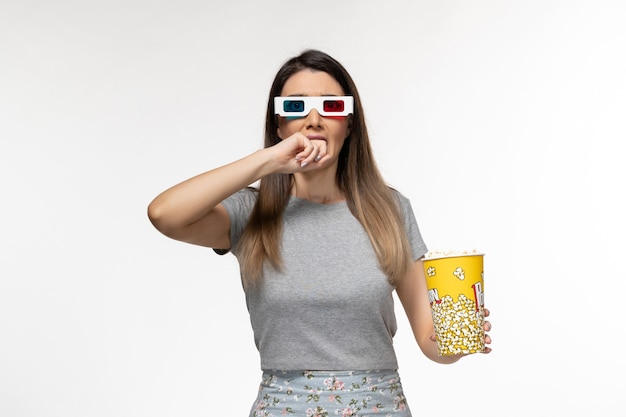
[148,49,492,416]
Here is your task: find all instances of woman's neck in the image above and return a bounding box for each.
[291,171,344,204]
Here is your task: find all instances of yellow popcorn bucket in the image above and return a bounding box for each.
[423,252,485,356]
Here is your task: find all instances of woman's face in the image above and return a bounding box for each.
[277,69,351,160]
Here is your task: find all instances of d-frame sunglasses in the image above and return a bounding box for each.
[274,96,354,117]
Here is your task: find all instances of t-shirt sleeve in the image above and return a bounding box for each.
[394,191,428,261]
[213,187,257,255]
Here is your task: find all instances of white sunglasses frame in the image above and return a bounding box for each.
[274,96,354,117]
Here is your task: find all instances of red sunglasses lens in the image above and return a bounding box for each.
[323,100,345,113]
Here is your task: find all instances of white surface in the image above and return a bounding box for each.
[1,1,624,416]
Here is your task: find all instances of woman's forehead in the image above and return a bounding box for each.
[280,69,344,97]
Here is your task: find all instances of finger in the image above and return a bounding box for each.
[480,332,492,354]
[312,139,328,159]
[294,141,314,161]
[299,143,322,167]
[315,146,330,164]
[483,320,492,332]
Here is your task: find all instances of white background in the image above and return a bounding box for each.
[1,1,624,416]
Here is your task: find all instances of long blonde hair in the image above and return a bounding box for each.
[238,50,413,286]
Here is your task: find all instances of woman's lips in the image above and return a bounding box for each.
[306,135,327,141]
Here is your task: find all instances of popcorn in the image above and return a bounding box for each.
[424,249,482,259]
[431,294,485,355]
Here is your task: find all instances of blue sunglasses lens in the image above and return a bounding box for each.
[283,100,305,113]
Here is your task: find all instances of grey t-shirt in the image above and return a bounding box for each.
[220,187,427,371]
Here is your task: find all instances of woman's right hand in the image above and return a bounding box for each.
[267,132,331,174]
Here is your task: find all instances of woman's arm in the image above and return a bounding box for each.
[147,133,329,248]
[396,258,492,364]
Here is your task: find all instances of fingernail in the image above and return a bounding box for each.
[301,162,308,167]
[315,155,322,162]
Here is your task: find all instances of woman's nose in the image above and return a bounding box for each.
[304,109,322,128]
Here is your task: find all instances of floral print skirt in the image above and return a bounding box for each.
[249,370,412,417]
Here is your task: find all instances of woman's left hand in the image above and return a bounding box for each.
[481,308,492,354]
